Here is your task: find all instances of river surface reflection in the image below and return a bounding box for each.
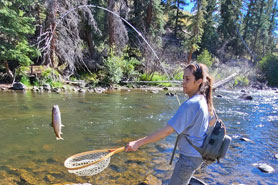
[0,89,277,184]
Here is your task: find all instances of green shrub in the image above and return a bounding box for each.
[173,68,184,80]
[140,72,172,86]
[20,76,31,86]
[103,49,141,84]
[40,68,62,87]
[258,54,278,86]
[103,55,124,84]
[49,81,63,88]
[197,49,213,67]
[80,73,99,84]
[233,76,249,87]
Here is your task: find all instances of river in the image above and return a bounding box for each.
[0,89,277,184]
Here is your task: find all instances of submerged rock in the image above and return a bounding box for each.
[240,137,253,142]
[109,164,127,173]
[253,163,275,173]
[166,92,175,96]
[239,94,253,100]
[155,143,172,152]
[138,174,161,185]
[189,176,207,185]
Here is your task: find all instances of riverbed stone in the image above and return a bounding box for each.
[44,174,56,183]
[166,92,175,96]
[32,86,39,91]
[239,94,253,100]
[155,143,172,152]
[78,88,86,93]
[95,87,104,93]
[42,144,53,151]
[0,170,21,184]
[256,163,274,173]
[240,137,253,142]
[18,168,40,184]
[138,174,161,185]
[43,84,51,91]
[52,87,60,93]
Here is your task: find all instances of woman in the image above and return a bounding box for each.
[125,63,214,185]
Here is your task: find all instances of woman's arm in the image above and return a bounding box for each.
[125,125,175,152]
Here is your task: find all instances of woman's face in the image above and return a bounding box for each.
[182,68,201,97]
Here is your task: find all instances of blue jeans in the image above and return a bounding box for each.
[168,154,203,185]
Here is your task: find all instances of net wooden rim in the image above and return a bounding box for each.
[64,146,125,170]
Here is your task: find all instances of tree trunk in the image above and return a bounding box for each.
[45,0,57,67]
[187,46,193,64]
[216,39,232,62]
[252,0,263,61]
[145,0,153,33]
[4,60,14,82]
[108,0,129,54]
[85,30,95,58]
[50,0,57,68]
[174,0,180,37]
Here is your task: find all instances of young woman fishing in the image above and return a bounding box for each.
[125,63,214,185]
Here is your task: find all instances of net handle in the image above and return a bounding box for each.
[65,146,125,170]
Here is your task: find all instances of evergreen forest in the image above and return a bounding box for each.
[1,0,278,87]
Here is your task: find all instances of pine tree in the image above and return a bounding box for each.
[165,0,190,39]
[241,0,275,61]
[199,0,219,55]
[265,0,277,54]
[129,0,165,74]
[0,0,39,81]
[218,0,242,39]
[186,0,208,63]
[217,0,242,60]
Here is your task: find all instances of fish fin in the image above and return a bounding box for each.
[56,137,64,140]
[61,124,65,127]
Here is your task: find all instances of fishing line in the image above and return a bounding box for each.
[57,4,181,106]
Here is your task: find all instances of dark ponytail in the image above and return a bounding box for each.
[186,63,214,115]
[204,74,214,115]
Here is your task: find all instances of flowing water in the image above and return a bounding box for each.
[0,89,277,185]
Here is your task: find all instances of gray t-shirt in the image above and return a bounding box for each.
[168,94,209,157]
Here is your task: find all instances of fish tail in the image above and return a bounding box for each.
[56,137,64,140]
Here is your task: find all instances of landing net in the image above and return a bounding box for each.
[64,151,110,176]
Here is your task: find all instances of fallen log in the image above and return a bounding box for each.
[213,73,238,89]
[122,73,238,89]
[122,80,182,84]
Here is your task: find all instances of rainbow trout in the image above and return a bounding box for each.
[52,105,64,140]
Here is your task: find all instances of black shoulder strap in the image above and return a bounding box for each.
[184,135,203,154]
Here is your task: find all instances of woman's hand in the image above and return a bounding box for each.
[125,140,141,152]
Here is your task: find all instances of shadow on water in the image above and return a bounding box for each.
[0,89,278,184]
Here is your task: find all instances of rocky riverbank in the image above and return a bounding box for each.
[1,60,277,94]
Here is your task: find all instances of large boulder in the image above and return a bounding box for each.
[10,82,26,90]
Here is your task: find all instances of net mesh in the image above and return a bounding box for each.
[64,151,111,176]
